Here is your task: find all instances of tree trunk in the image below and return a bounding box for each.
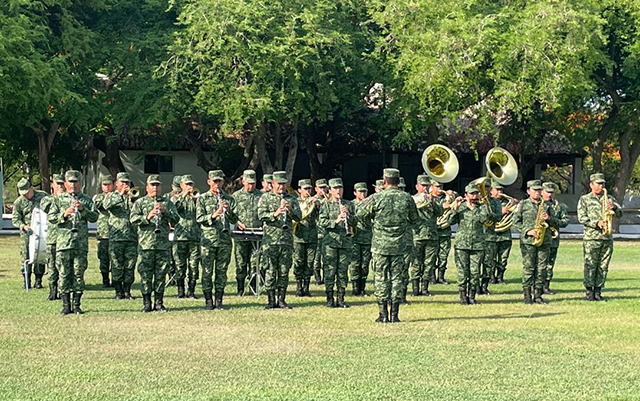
[611,112,640,232]
[255,121,274,174]
[306,127,321,182]
[184,122,218,173]
[285,116,300,182]
[32,122,60,193]
[93,129,127,177]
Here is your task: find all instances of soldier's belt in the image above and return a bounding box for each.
[232,229,264,242]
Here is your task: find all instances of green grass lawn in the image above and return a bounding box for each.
[1,236,639,401]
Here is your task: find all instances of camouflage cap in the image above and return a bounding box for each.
[383,168,400,179]
[263,174,273,182]
[354,182,368,192]
[329,178,343,188]
[181,174,194,184]
[527,179,543,190]
[273,171,288,184]
[542,182,556,192]
[315,178,328,188]
[147,174,162,184]
[416,175,430,186]
[17,178,31,195]
[172,175,182,189]
[100,174,113,185]
[242,169,257,184]
[398,177,406,188]
[590,173,605,183]
[465,184,480,194]
[116,172,131,182]
[52,174,65,184]
[65,170,82,182]
[491,180,504,189]
[430,179,442,187]
[375,179,384,188]
[208,170,224,181]
[298,179,313,189]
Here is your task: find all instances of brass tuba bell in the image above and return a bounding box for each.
[422,144,459,184]
[486,147,518,186]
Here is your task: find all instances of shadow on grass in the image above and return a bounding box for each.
[410,311,566,322]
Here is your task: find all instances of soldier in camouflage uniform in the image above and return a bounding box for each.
[103,172,138,300]
[196,170,238,310]
[577,173,622,301]
[358,169,419,323]
[258,171,302,309]
[479,179,502,295]
[410,175,443,297]
[489,182,515,284]
[258,173,273,280]
[350,182,372,296]
[40,174,65,300]
[12,178,48,289]
[398,177,412,304]
[130,175,179,312]
[432,182,455,285]
[171,175,201,299]
[542,182,569,295]
[318,178,356,308]
[513,180,560,304]
[374,179,384,194]
[166,175,183,286]
[312,178,329,285]
[261,173,273,194]
[232,170,262,296]
[293,179,319,297]
[450,184,490,305]
[47,170,98,315]
[93,174,114,288]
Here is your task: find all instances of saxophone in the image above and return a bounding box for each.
[602,188,614,236]
[532,200,549,247]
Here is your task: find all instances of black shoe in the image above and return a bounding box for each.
[265,290,277,309]
[60,293,72,315]
[204,291,215,310]
[482,279,490,295]
[237,279,245,297]
[524,287,533,304]
[177,280,186,298]
[459,289,469,305]
[468,287,478,305]
[401,288,409,305]
[73,292,84,314]
[101,272,111,289]
[359,278,368,296]
[302,279,311,297]
[34,274,43,289]
[390,302,401,323]
[215,291,225,310]
[497,270,506,284]
[114,282,124,300]
[48,283,57,301]
[142,294,153,313]
[534,289,548,304]
[154,293,168,312]
[585,287,595,301]
[277,289,292,309]
[326,291,335,308]
[336,289,349,308]
[411,279,420,296]
[421,280,432,297]
[375,301,389,323]
[477,284,485,295]
[314,269,322,286]
[594,287,605,301]
[187,280,198,299]
[438,270,449,285]
[123,283,135,300]
[543,281,556,295]
[295,279,303,297]
[351,280,360,296]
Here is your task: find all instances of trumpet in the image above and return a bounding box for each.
[71,186,79,233]
[470,177,494,227]
[532,200,549,247]
[192,187,201,197]
[494,194,519,233]
[602,188,614,236]
[129,187,140,198]
[281,194,290,230]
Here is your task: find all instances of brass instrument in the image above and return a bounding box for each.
[550,199,560,239]
[129,187,140,198]
[494,194,519,233]
[422,144,459,183]
[469,176,495,227]
[602,188,614,236]
[532,200,549,247]
[436,192,457,229]
[413,191,431,209]
[486,147,518,186]
[192,187,201,197]
[293,197,316,235]
[70,186,79,233]
[280,193,290,230]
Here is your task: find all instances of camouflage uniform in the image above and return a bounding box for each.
[349,190,372,296]
[450,189,490,305]
[258,173,302,309]
[577,174,622,300]
[12,179,47,288]
[357,169,419,323]
[232,175,263,295]
[130,179,179,312]
[172,177,202,299]
[433,192,455,284]
[293,180,319,297]
[93,176,113,287]
[479,195,502,294]
[399,178,412,304]
[103,187,138,299]
[47,171,98,314]
[318,180,356,308]
[410,185,443,297]
[312,179,329,284]
[40,174,64,300]
[545,189,569,293]
[491,195,513,284]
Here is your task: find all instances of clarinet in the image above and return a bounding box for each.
[339,197,352,237]
[154,197,161,234]
[71,186,79,233]
[281,193,290,230]
[218,189,228,233]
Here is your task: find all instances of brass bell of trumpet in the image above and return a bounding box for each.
[422,144,459,184]
[486,147,518,186]
[192,187,201,197]
[129,187,140,198]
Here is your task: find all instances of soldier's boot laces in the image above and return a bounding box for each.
[101,272,111,289]
[468,286,478,305]
[73,292,84,315]
[421,280,432,297]
[543,280,556,295]
[524,287,533,304]
[336,289,349,308]
[204,291,215,310]
[277,289,292,309]
[123,283,135,300]
[411,279,420,296]
[215,291,225,310]
[459,289,469,305]
[142,293,153,313]
[375,301,388,323]
[60,293,72,315]
[236,278,244,297]
[594,287,605,302]
[264,290,277,309]
[325,291,335,308]
[177,280,186,299]
[48,282,57,301]
[351,280,360,296]
[295,279,304,297]
[303,279,312,297]
[154,292,168,312]
[188,280,198,299]
[533,289,548,304]
[390,302,401,323]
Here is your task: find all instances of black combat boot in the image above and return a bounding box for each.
[459,289,469,305]
[277,289,292,309]
[295,279,304,297]
[490,271,498,284]
[375,301,389,323]
[543,280,556,295]
[204,291,215,310]
[468,286,478,305]
[585,287,595,301]
[482,278,491,295]
[411,279,420,296]
[34,274,43,289]
[264,290,276,309]
[114,282,124,300]
[73,292,84,314]
[325,291,335,308]
[317,269,324,285]
[154,292,168,312]
[336,288,349,308]
[438,269,449,285]
[477,283,485,295]
[390,302,401,323]
[524,287,533,304]
[101,272,111,288]
[360,278,368,296]
[303,279,311,297]
[187,280,198,299]
[594,287,605,302]
[60,293,72,315]
[142,294,153,313]
[237,278,245,297]
[215,291,225,310]
[314,269,322,285]
[48,282,57,301]
[123,283,135,300]
[533,289,548,304]
[497,270,506,284]
[421,280,432,297]
[351,280,360,296]
[401,287,409,305]
[177,280,186,299]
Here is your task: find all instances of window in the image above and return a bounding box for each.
[144,155,173,174]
